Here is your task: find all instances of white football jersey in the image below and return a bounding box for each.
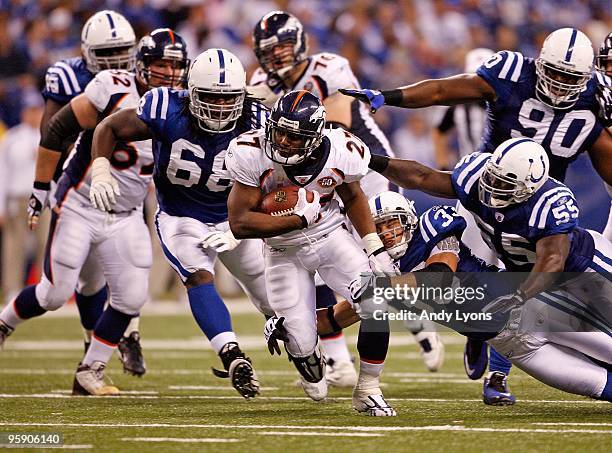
[225,127,370,247]
[54,70,153,213]
[250,53,393,158]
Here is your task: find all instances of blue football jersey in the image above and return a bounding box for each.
[476,51,604,181]
[137,87,267,223]
[451,152,596,271]
[398,205,494,273]
[41,57,94,105]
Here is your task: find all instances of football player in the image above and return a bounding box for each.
[225,90,399,416]
[0,28,189,394]
[308,185,612,402]
[89,49,271,400]
[249,10,442,381]
[341,27,612,400]
[23,9,145,374]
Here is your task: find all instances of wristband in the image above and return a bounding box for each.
[33,181,51,191]
[382,89,403,106]
[326,306,342,333]
[369,154,389,173]
[362,232,385,256]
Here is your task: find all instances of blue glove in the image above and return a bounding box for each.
[339,88,385,113]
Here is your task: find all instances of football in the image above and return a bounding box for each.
[259,185,314,216]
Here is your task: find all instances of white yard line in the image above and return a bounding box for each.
[168,386,279,391]
[121,437,241,443]
[532,423,612,426]
[0,445,93,449]
[0,422,610,435]
[0,393,605,404]
[256,432,382,437]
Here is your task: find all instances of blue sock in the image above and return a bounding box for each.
[14,285,46,319]
[188,283,233,341]
[489,347,512,375]
[75,286,107,330]
[93,306,133,345]
[600,372,612,402]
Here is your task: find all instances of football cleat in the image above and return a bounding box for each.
[464,338,489,380]
[0,320,13,349]
[352,388,397,416]
[117,332,146,377]
[72,361,120,396]
[326,358,358,388]
[300,376,328,401]
[414,331,445,372]
[483,371,516,406]
[213,342,260,399]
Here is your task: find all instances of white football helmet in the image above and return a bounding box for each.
[465,48,494,73]
[535,28,594,109]
[188,49,246,133]
[81,10,136,74]
[369,191,418,260]
[479,138,549,208]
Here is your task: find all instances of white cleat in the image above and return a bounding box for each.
[0,321,13,349]
[352,387,397,416]
[72,361,119,396]
[300,377,328,401]
[326,359,358,388]
[414,331,445,372]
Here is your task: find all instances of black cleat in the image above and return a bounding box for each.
[212,342,260,399]
[117,332,146,377]
[0,321,13,349]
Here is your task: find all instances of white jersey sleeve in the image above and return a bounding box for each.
[225,130,266,188]
[326,128,370,183]
[84,69,133,113]
[249,67,269,86]
[310,53,359,95]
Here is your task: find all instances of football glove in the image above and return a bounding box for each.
[263,315,289,355]
[90,157,120,211]
[338,88,385,113]
[482,289,527,315]
[362,233,400,276]
[27,181,50,230]
[294,188,321,228]
[200,229,241,253]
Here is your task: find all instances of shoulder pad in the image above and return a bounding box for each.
[419,205,467,244]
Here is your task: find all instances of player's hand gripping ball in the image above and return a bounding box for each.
[259,185,314,216]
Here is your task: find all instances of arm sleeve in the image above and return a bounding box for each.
[341,132,371,184]
[136,88,166,138]
[41,62,82,104]
[224,138,260,187]
[450,152,490,206]
[476,51,525,100]
[83,72,113,112]
[527,187,580,239]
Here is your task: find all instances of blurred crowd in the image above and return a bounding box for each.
[0,0,610,300]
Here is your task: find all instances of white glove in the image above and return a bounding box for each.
[200,229,241,253]
[246,84,282,109]
[27,182,50,230]
[362,232,400,276]
[293,188,321,228]
[90,157,120,211]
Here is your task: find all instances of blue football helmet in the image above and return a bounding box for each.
[136,28,190,89]
[253,11,308,77]
[265,90,326,166]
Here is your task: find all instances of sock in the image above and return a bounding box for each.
[210,332,238,354]
[83,306,134,366]
[357,318,389,379]
[75,286,107,330]
[1,285,46,328]
[315,285,337,309]
[358,359,384,383]
[187,283,233,342]
[124,316,140,336]
[320,332,352,363]
[489,347,512,375]
[599,371,612,402]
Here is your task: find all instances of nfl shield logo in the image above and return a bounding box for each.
[495,212,504,222]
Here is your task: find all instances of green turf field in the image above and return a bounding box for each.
[0,303,610,452]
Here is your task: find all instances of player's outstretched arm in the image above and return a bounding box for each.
[339,74,495,113]
[588,127,612,186]
[91,108,152,160]
[227,182,311,239]
[369,155,457,198]
[520,234,571,298]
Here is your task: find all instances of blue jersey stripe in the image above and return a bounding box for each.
[565,29,578,62]
[106,12,117,38]
[154,212,191,279]
[495,138,532,164]
[217,49,226,84]
[594,250,612,266]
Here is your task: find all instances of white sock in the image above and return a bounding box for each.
[124,316,140,336]
[357,359,384,389]
[0,301,26,329]
[209,331,238,354]
[82,336,115,366]
[320,333,352,363]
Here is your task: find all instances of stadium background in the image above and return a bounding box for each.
[0,0,610,300]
